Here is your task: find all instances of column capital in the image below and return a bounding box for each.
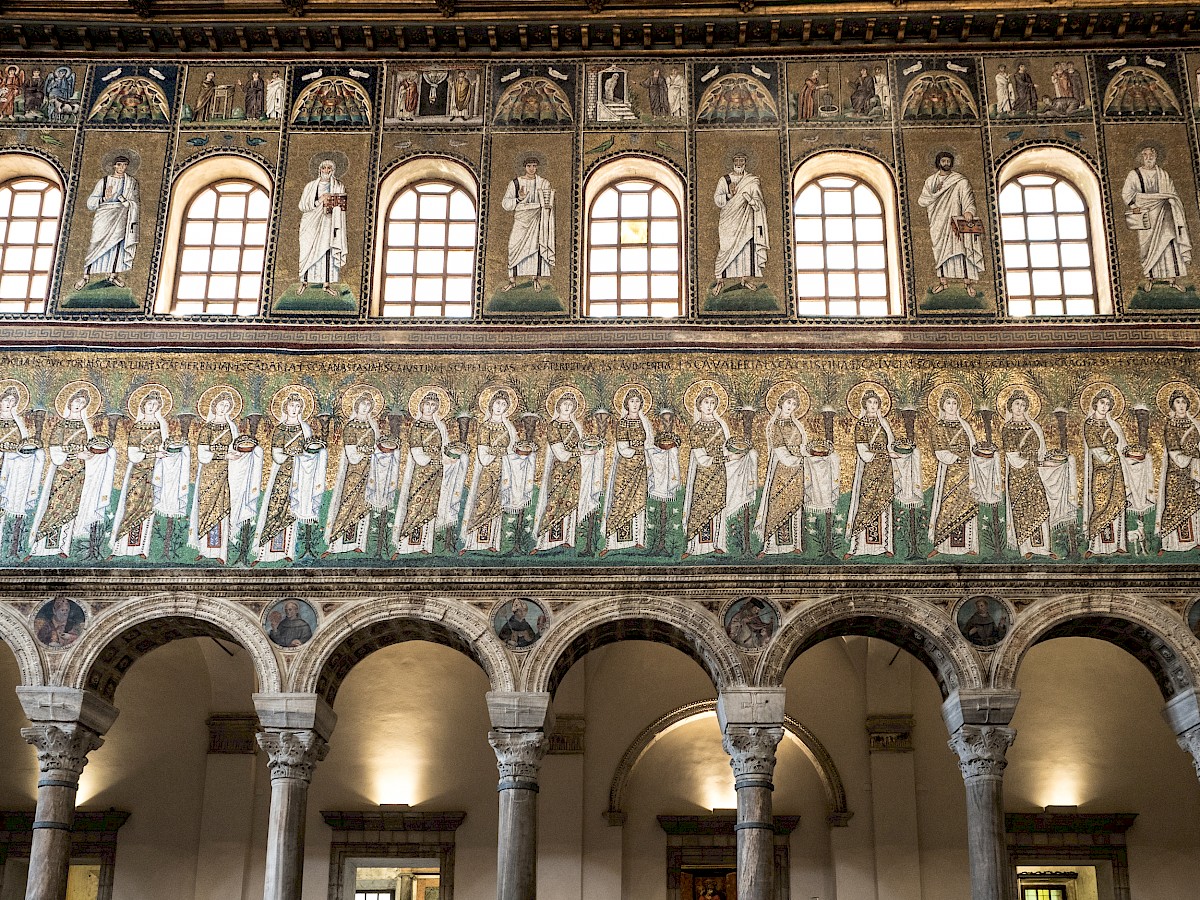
[20,721,105,779]
[256,729,329,783]
[17,687,119,736]
[486,691,554,732]
[1177,727,1200,780]
[947,723,1016,780]
[717,688,786,731]
[941,689,1020,735]
[722,724,784,785]
[252,692,337,742]
[488,729,548,789]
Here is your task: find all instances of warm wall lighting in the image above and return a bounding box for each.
[373,771,420,807]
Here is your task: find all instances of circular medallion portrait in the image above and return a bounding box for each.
[1188,598,1200,641]
[32,596,86,650]
[493,597,548,650]
[263,597,318,649]
[956,595,1011,649]
[724,596,779,651]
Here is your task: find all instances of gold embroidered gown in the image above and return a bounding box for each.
[327,419,376,550]
[112,420,163,552]
[930,418,977,553]
[606,415,648,545]
[396,418,444,545]
[464,420,511,547]
[193,420,232,543]
[1159,415,1200,551]
[847,415,895,555]
[684,419,727,550]
[756,419,806,553]
[1083,416,1128,553]
[1002,419,1052,555]
[535,419,582,547]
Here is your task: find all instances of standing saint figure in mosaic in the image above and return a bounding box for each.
[753,382,811,556]
[500,156,555,293]
[326,386,400,556]
[111,384,189,558]
[297,158,348,295]
[74,154,140,292]
[1000,386,1059,559]
[30,381,115,558]
[0,380,43,555]
[844,382,901,558]
[1156,382,1200,554]
[1080,385,1134,557]
[918,151,983,297]
[189,386,261,565]
[927,385,998,557]
[255,385,325,563]
[533,388,604,553]
[461,387,536,553]
[602,384,680,555]
[393,386,467,556]
[1122,145,1191,294]
[711,152,769,296]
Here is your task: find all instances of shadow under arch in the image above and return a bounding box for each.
[992,593,1200,700]
[292,596,515,705]
[58,592,282,701]
[757,595,984,698]
[522,595,744,696]
[0,601,45,687]
[606,699,851,827]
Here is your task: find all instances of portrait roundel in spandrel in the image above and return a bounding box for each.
[493,597,548,651]
[32,595,87,650]
[263,597,318,650]
[723,596,779,652]
[955,595,1011,649]
[1188,598,1200,641]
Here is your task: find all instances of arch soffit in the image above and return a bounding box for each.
[583,153,687,209]
[521,595,744,695]
[757,594,984,697]
[990,593,1200,699]
[607,699,849,825]
[58,592,282,695]
[0,602,46,687]
[290,595,516,698]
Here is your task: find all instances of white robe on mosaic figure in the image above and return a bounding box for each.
[265,75,285,119]
[188,414,262,564]
[460,417,536,552]
[928,412,1002,556]
[1121,158,1192,284]
[297,167,347,287]
[29,414,115,557]
[501,171,555,281]
[713,167,769,282]
[532,417,605,552]
[845,415,922,557]
[392,414,468,555]
[681,413,758,557]
[83,172,139,280]
[110,410,190,557]
[254,421,326,563]
[0,410,43,551]
[753,415,810,555]
[325,418,402,555]
[918,164,983,283]
[1157,411,1200,553]
[1002,415,1076,557]
[601,412,681,552]
[1082,411,1137,556]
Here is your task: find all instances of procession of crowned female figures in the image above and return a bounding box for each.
[0,369,1198,565]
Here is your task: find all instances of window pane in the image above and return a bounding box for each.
[189,191,217,218]
[590,247,618,274]
[590,221,618,246]
[620,190,649,218]
[447,222,477,246]
[650,188,677,217]
[650,219,678,245]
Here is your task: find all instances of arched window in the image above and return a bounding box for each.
[0,154,64,314]
[373,157,478,319]
[584,157,686,318]
[792,153,901,317]
[156,156,274,316]
[997,147,1111,317]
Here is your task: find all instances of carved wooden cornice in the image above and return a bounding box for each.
[0,6,1198,56]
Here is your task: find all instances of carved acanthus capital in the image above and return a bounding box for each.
[489,730,547,785]
[20,723,104,778]
[722,725,784,782]
[257,729,328,782]
[947,724,1016,779]
[1177,726,1200,781]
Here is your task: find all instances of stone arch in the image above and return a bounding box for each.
[522,595,744,695]
[605,699,851,827]
[59,592,282,701]
[293,596,516,704]
[0,602,46,687]
[757,594,984,698]
[992,593,1200,700]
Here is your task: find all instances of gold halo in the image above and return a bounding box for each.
[1157,380,1200,418]
[613,382,654,417]
[545,384,586,420]
[683,379,729,418]
[126,382,174,419]
[1079,381,1125,420]
[928,381,969,419]
[340,383,385,421]
[765,380,810,420]
[269,384,317,423]
[477,384,521,418]
[846,380,892,417]
[55,380,103,420]
[197,384,243,421]
[996,382,1042,421]
[0,379,31,414]
[409,384,452,421]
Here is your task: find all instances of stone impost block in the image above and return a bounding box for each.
[1162,688,1200,737]
[717,688,785,732]
[941,689,1020,735]
[16,687,119,735]
[486,691,554,732]
[253,692,337,740]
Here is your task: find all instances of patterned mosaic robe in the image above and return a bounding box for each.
[461,418,534,552]
[1157,414,1200,552]
[188,417,262,564]
[846,414,896,557]
[393,416,465,555]
[0,412,43,552]
[604,414,650,549]
[753,416,808,555]
[1002,418,1053,557]
[254,419,326,563]
[1082,414,1130,555]
[325,418,386,554]
[29,417,115,556]
[683,418,728,554]
[112,420,163,556]
[929,416,979,555]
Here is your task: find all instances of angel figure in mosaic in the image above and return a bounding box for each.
[325,386,401,556]
[460,387,536,553]
[1156,381,1200,554]
[110,384,189,558]
[188,386,262,565]
[753,382,812,556]
[0,380,43,556]
[999,385,1063,559]
[254,385,326,564]
[601,383,680,555]
[392,386,468,556]
[29,382,115,558]
[1079,384,1138,557]
[927,385,1000,557]
[532,387,605,553]
[844,382,903,558]
[680,380,758,558]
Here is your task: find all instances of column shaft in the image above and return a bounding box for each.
[723,725,783,900]
[489,729,547,900]
[948,724,1016,900]
[257,729,328,900]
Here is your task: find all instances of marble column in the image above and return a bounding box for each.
[718,688,786,900]
[1162,688,1200,781]
[15,687,119,900]
[487,691,553,900]
[253,693,337,900]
